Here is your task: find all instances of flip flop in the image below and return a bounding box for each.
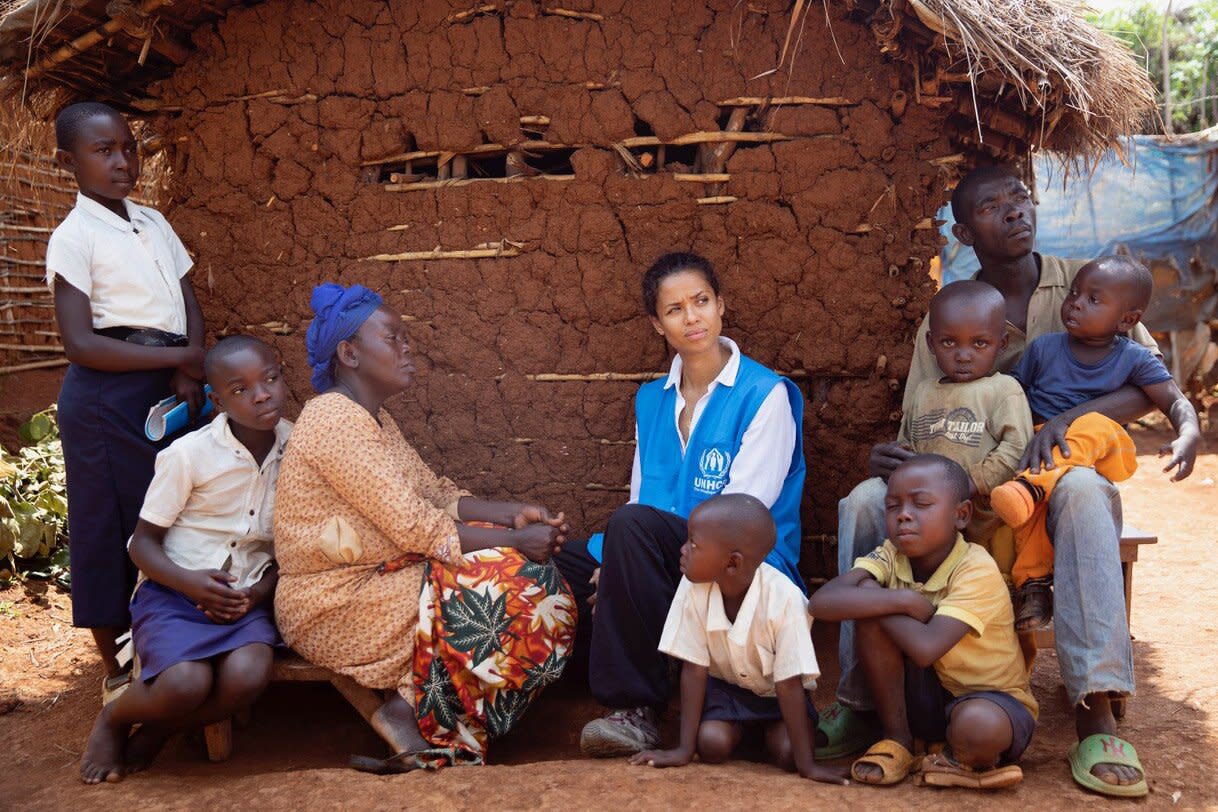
[851,738,920,785]
[349,750,430,775]
[815,702,879,760]
[1068,733,1148,798]
[348,746,483,774]
[101,671,132,706]
[917,750,1023,789]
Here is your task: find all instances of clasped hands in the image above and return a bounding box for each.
[511,503,570,564]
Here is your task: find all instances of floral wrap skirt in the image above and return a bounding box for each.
[413,547,576,763]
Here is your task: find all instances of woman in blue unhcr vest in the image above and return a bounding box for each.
[554,252,806,758]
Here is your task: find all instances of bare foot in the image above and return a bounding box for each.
[370,693,430,754]
[125,723,173,773]
[1076,694,1143,787]
[80,705,126,784]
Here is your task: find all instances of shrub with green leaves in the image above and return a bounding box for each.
[0,407,69,584]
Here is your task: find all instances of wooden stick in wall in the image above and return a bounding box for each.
[542,8,605,21]
[527,372,665,382]
[674,173,730,182]
[363,245,523,262]
[715,96,856,106]
[383,175,574,192]
[0,358,69,375]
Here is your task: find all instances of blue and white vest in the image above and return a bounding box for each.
[589,355,806,591]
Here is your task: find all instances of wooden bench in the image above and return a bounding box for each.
[1027,523,1157,719]
[202,654,381,762]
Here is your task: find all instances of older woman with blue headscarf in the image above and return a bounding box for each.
[273,283,576,771]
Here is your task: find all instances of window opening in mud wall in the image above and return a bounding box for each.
[372,144,577,184]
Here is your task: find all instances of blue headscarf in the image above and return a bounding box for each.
[305,282,384,393]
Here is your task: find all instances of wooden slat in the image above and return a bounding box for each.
[1119,524,1157,545]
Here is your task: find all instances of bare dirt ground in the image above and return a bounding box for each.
[3,428,1215,810]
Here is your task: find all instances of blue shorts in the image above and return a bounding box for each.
[701,675,819,727]
[905,662,1035,764]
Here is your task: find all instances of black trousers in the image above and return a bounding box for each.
[554,504,686,709]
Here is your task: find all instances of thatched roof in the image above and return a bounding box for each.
[0,0,1156,163]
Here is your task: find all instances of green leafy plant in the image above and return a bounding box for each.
[0,406,69,585]
[1091,0,1218,133]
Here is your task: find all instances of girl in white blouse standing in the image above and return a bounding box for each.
[47,102,206,707]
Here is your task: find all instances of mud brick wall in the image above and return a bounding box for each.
[150,0,955,576]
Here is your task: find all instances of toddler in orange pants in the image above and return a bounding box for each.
[992,413,1137,619]
[993,256,1199,631]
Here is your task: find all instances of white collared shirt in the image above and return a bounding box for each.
[45,193,192,334]
[658,562,820,696]
[629,337,797,507]
[136,414,293,589]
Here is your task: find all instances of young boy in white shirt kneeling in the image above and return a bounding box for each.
[630,494,848,783]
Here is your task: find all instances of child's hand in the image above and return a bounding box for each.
[628,747,693,768]
[181,569,247,621]
[898,589,936,623]
[1160,431,1199,481]
[797,761,851,785]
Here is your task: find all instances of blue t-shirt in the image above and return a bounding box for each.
[1010,333,1171,421]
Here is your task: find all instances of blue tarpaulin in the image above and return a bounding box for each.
[939,129,1218,290]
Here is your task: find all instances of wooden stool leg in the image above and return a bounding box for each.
[203,718,233,762]
[1122,561,1134,627]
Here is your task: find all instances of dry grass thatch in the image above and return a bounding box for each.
[893,0,1158,161]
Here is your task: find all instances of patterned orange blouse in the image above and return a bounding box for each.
[273,392,466,696]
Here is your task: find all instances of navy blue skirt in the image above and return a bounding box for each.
[131,580,281,681]
[702,676,820,726]
[58,364,175,628]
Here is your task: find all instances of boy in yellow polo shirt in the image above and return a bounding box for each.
[809,454,1035,790]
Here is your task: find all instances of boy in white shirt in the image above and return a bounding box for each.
[629,494,847,783]
[80,336,291,784]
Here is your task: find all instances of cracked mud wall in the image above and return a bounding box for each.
[151,0,955,576]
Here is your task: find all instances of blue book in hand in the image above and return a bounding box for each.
[145,385,214,442]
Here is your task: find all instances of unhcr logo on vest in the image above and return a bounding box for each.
[694,447,732,495]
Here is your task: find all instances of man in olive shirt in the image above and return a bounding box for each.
[828,166,1156,795]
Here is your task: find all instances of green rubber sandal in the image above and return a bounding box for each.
[1068,734,1148,798]
[815,702,878,760]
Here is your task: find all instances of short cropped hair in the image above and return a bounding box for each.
[950,164,1022,223]
[642,252,720,316]
[1093,255,1154,311]
[204,334,277,384]
[900,454,972,503]
[928,279,1005,331]
[55,101,124,151]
